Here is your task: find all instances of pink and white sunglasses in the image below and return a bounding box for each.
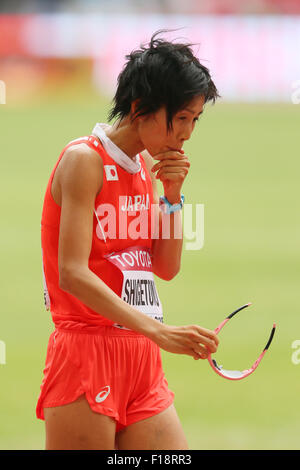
[207,303,276,380]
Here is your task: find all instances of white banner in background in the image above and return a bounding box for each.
[22,14,300,102]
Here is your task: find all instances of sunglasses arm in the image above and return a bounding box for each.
[214,303,252,335]
[245,323,276,372]
[214,318,229,335]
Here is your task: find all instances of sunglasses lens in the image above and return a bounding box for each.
[212,359,245,379]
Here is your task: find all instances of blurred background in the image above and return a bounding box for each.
[0,0,299,450]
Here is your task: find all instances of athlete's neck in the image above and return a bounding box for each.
[105,117,144,160]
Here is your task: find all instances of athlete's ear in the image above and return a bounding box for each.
[130,100,141,120]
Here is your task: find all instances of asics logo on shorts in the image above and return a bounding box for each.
[95,386,111,403]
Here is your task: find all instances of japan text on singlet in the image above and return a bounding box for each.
[41,124,163,331]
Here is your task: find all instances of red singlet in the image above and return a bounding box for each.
[37,124,174,429]
[41,124,163,331]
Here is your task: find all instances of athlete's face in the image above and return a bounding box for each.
[137,95,205,156]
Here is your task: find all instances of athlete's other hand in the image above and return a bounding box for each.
[153,324,219,360]
[151,150,190,204]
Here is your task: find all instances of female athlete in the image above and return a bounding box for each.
[36,30,220,450]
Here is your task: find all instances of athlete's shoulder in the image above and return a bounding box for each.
[57,140,103,197]
[60,140,103,176]
[65,139,102,163]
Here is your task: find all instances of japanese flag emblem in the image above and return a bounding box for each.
[104,165,118,181]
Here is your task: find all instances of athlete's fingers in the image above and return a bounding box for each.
[153,150,186,161]
[156,168,189,177]
[151,158,190,173]
[193,353,208,360]
[192,344,209,359]
[193,326,220,346]
[156,167,189,173]
[187,326,219,350]
[195,336,217,353]
[187,333,217,354]
[180,346,207,361]
[156,168,189,181]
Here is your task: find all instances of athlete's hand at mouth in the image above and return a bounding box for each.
[147,148,218,360]
[151,149,190,204]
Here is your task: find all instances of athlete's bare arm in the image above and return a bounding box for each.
[55,145,218,359]
[141,149,185,281]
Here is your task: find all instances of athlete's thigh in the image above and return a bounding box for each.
[44,394,116,450]
[116,404,188,450]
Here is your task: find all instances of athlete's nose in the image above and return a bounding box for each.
[180,124,194,142]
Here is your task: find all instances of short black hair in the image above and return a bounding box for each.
[108,29,220,130]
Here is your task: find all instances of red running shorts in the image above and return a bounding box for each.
[36,327,174,432]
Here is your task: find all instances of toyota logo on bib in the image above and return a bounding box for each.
[95,386,111,403]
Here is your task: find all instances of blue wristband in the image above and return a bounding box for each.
[159,195,185,214]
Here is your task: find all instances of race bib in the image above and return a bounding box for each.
[106,246,163,327]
